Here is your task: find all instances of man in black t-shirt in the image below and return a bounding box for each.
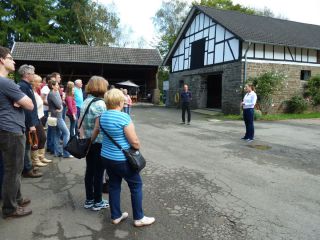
[0,46,34,219]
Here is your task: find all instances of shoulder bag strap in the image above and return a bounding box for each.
[99,117,125,152]
[78,98,101,129]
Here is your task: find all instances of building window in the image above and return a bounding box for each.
[300,70,311,81]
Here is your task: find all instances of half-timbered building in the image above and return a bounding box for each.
[163,5,320,114]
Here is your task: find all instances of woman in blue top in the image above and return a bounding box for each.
[97,89,155,227]
[79,76,109,211]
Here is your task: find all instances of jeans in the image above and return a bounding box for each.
[62,104,67,121]
[182,102,191,123]
[243,108,255,139]
[67,114,76,137]
[103,157,144,220]
[75,107,81,131]
[23,141,33,173]
[0,151,3,199]
[85,143,104,203]
[0,130,25,216]
[47,126,54,153]
[54,118,70,157]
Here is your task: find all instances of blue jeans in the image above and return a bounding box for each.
[46,126,54,153]
[243,108,255,139]
[85,143,104,203]
[67,114,76,137]
[102,157,144,220]
[54,118,70,157]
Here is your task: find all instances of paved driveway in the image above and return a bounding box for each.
[1,106,319,240]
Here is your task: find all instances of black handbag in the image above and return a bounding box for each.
[64,98,101,159]
[99,118,146,172]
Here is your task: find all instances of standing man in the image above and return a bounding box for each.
[0,46,34,218]
[18,65,44,178]
[180,84,192,125]
[74,79,84,130]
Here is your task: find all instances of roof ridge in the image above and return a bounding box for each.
[195,5,320,28]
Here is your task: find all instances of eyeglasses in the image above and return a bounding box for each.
[5,56,14,61]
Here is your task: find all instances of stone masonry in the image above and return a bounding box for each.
[168,61,320,114]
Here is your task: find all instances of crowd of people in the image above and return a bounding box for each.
[0,46,154,227]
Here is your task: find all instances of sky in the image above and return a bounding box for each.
[97,0,320,48]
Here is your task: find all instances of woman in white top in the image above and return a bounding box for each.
[241,83,257,142]
[31,75,52,166]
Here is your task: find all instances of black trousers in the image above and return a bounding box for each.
[85,143,104,203]
[181,102,191,123]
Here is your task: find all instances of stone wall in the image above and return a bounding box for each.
[168,62,243,114]
[245,62,320,113]
[168,61,320,114]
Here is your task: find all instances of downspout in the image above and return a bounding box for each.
[243,41,252,95]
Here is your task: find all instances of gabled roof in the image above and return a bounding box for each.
[164,5,320,65]
[12,42,162,67]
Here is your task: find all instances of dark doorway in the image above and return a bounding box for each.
[190,38,205,69]
[207,74,222,108]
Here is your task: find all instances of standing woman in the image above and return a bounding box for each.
[47,80,71,158]
[65,81,77,137]
[241,83,257,142]
[31,74,52,165]
[79,76,109,211]
[98,89,155,227]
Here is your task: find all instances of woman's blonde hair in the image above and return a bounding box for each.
[66,81,74,97]
[31,74,42,89]
[104,88,125,109]
[85,76,109,97]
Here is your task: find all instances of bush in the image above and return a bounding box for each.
[254,109,262,120]
[306,75,320,105]
[286,96,308,113]
[248,71,285,114]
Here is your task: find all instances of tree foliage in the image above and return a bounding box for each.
[248,71,285,114]
[305,75,320,105]
[153,0,190,57]
[0,0,121,48]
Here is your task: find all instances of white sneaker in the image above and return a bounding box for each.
[112,212,128,225]
[134,216,155,227]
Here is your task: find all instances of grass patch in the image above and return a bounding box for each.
[217,112,320,121]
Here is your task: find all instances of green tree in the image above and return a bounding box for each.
[153,0,190,58]
[0,0,58,48]
[72,1,121,46]
[195,0,255,14]
[0,0,122,47]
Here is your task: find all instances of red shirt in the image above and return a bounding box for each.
[65,96,77,116]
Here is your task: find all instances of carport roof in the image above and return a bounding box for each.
[11,42,162,67]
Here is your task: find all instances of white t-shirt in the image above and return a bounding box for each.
[34,90,44,119]
[41,85,50,111]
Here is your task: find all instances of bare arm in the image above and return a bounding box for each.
[124,122,140,149]
[16,95,34,111]
[91,118,100,142]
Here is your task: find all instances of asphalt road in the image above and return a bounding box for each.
[1,106,320,240]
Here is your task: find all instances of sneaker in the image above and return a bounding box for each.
[112,212,129,224]
[241,137,247,140]
[180,122,185,124]
[92,199,109,211]
[187,122,190,125]
[246,139,254,142]
[134,216,156,227]
[84,199,94,209]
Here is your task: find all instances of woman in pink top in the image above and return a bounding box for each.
[65,81,77,137]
